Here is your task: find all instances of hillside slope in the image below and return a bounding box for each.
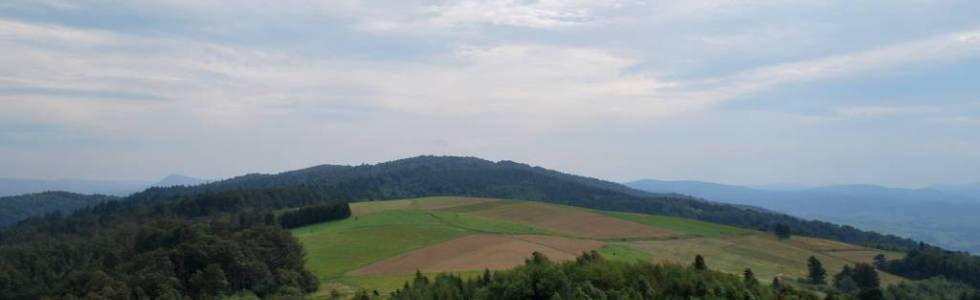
[132,156,917,251]
[1,157,970,299]
[292,197,906,295]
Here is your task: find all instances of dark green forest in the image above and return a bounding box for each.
[0,191,116,226]
[279,202,352,229]
[883,277,980,300]
[881,244,980,290]
[0,189,350,299]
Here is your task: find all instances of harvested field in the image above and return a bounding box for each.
[296,197,908,293]
[599,211,749,237]
[352,197,501,217]
[414,197,498,210]
[350,199,416,217]
[438,199,516,213]
[825,249,905,264]
[787,236,867,252]
[469,202,676,239]
[515,235,606,255]
[430,211,552,235]
[626,234,905,285]
[350,234,605,275]
[468,202,573,223]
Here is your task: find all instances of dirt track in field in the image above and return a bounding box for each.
[349,234,605,275]
[415,197,498,210]
[468,202,676,239]
[515,235,605,255]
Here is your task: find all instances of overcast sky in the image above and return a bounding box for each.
[1,1,979,187]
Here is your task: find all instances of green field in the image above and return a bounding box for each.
[293,198,556,280]
[293,196,907,295]
[598,211,750,237]
[293,209,467,279]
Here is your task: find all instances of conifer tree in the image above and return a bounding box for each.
[693,254,707,271]
[807,256,827,285]
[744,268,758,287]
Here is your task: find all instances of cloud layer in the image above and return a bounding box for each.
[1,0,979,186]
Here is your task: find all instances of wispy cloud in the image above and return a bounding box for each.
[3,16,979,133]
[687,28,980,105]
[423,0,618,28]
[1,1,979,185]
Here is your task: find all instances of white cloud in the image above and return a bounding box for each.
[425,0,618,28]
[370,44,677,124]
[0,18,683,135]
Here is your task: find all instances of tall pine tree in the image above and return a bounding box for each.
[807,256,827,285]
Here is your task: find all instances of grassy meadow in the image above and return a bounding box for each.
[293,196,906,296]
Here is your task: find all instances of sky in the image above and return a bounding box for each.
[1,1,979,187]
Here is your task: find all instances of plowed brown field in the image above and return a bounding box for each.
[350,234,605,275]
[468,202,676,239]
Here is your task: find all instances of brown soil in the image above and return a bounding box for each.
[416,197,499,210]
[349,234,605,275]
[471,202,675,239]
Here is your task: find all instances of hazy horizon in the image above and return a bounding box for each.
[2,1,979,188]
[2,155,977,190]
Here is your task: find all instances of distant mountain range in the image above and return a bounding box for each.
[0,174,209,226]
[626,179,980,254]
[0,191,118,226]
[0,174,208,197]
[152,174,210,188]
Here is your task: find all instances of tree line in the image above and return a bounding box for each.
[378,252,980,300]
[279,202,352,229]
[389,251,820,300]
[880,244,980,290]
[794,254,980,300]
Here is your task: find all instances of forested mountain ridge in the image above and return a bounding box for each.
[0,174,207,227]
[0,191,117,226]
[126,156,917,251]
[0,178,151,197]
[134,157,648,197]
